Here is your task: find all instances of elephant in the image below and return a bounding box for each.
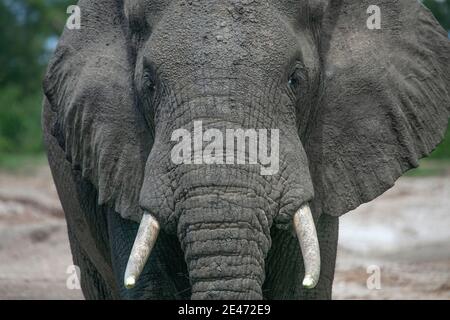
[42,0,450,300]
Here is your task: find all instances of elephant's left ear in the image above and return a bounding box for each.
[308,0,450,217]
[43,0,152,222]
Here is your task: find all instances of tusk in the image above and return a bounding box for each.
[124,213,160,289]
[293,204,320,289]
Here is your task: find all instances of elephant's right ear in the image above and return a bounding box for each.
[308,0,450,217]
[43,0,152,222]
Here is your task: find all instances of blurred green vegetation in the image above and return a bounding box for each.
[0,152,47,172]
[0,0,449,171]
[423,0,450,31]
[0,0,72,160]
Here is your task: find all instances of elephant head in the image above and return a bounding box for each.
[43,0,450,299]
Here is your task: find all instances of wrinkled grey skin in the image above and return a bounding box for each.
[42,0,450,299]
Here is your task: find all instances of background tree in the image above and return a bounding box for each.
[0,0,71,153]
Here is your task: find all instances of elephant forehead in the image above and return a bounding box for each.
[125,0,315,23]
[141,0,311,85]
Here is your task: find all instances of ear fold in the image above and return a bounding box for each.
[308,0,450,217]
[43,0,151,221]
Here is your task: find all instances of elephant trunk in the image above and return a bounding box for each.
[177,196,271,300]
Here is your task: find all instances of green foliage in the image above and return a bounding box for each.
[422,0,450,31]
[406,158,450,177]
[0,86,43,153]
[0,152,47,172]
[0,0,72,90]
[419,0,450,160]
[423,1,450,159]
[430,124,450,159]
[0,0,72,160]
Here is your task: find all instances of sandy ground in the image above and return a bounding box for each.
[0,165,449,300]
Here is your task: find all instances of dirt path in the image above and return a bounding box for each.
[0,167,82,299]
[335,174,450,299]
[0,165,449,299]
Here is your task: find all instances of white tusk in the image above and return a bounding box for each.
[124,213,160,289]
[293,204,321,289]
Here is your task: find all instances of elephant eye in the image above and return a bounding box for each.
[142,67,162,109]
[288,75,299,88]
[143,71,157,95]
[140,63,161,126]
[288,63,307,97]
